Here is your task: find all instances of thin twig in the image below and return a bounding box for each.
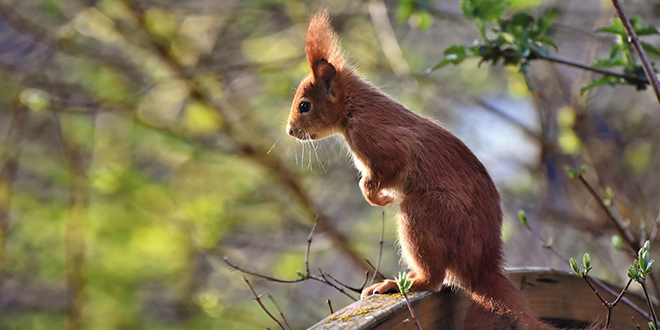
[223,230,360,301]
[267,294,292,330]
[365,259,386,281]
[582,275,609,306]
[305,218,318,276]
[318,269,359,301]
[368,0,412,76]
[369,210,386,287]
[358,271,370,292]
[242,277,286,330]
[401,292,423,330]
[640,279,659,328]
[537,53,648,86]
[582,275,628,328]
[632,316,642,330]
[611,0,660,104]
[577,174,639,255]
[494,49,649,85]
[612,279,634,307]
[224,258,306,284]
[326,298,334,314]
[522,214,650,319]
[648,210,660,248]
[577,174,660,298]
[321,271,363,293]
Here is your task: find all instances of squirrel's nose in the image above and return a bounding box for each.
[286,124,295,137]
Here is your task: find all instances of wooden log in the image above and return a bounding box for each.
[308,269,652,329]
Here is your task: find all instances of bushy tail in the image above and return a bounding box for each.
[305,10,344,71]
[463,271,556,330]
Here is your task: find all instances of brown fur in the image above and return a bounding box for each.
[286,12,557,330]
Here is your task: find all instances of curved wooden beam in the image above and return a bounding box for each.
[309,269,651,329]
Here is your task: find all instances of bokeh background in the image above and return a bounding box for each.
[1,0,660,329]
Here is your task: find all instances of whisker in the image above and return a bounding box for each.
[306,132,312,170]
[310,139,327,173]
[267,138,280,154]
[300,140,305,170]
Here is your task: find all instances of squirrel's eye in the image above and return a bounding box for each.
[299,101,312,114]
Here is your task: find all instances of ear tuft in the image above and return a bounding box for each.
[305,10,344,74]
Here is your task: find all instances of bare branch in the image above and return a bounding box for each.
[267,294,292,330]
[611,0,660,104]
[223,258,306,284]
[319,270,362,293]
[640,279,659,329]
[318,269,358,301]
[577,174,638,255]
[522,213,649,319]
[365,259,386,281]
[242,277,286,330]
[401,292,423,330]
[369,210,386,287]
[306,218,318,276]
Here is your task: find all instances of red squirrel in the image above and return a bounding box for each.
[286,11,556,330]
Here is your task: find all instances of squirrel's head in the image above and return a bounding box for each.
[286,11,345,141]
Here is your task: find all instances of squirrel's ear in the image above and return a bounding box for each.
[312,59,337,96]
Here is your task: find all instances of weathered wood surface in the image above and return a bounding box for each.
[308,269,652,330]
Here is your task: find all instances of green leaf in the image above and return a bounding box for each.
[395,271,415,294]
[647,259,655,274]
[518,210,529,228]
[635,25,660,36]
[628,264,641,282]
[530,12,556,39]
[542,237,554,248]
[583,253,592,274]
[628,262,642,282]
[641,42,660,58]
[461,0,507,22]
[597,18,627,37]
[536,37,557,51]
[609,44,623,62]
[580,75,619,95]
[566,167,578,179]
[649,322,657,330]
[510,12,534,28]
[570,258,581,277]
[414,11,433,30]
[612,235,623,251]
[500,32,516,43]
[593,58,627,68]
[396,1,414,22]
[431,44,470,70]
[519,61,533,90]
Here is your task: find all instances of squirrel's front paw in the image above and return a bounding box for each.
[362,280,400,297]
[359,178,394,206]
[366,192,394,207]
